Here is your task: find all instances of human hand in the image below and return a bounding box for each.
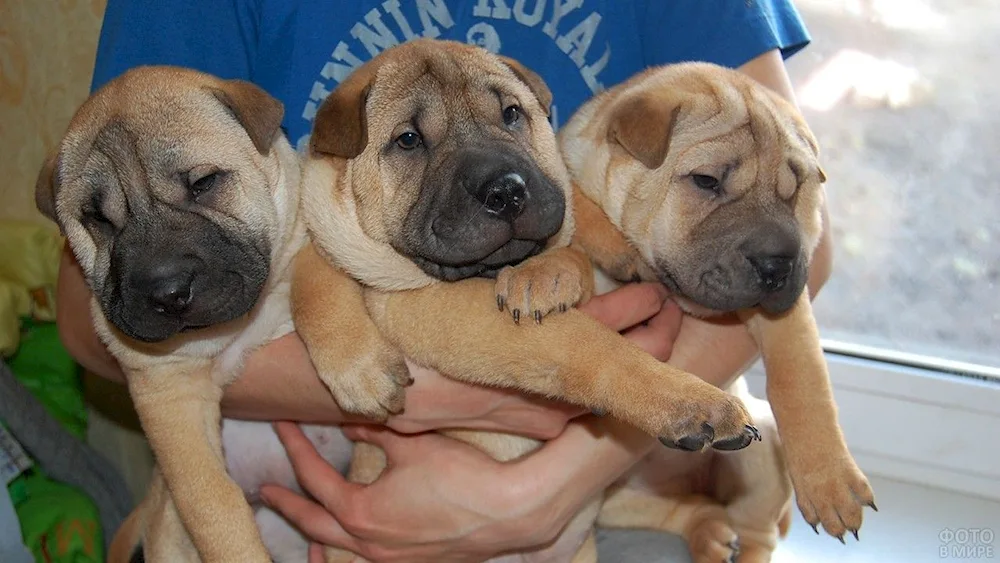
[261,283,684,562]
[262,422,541,563]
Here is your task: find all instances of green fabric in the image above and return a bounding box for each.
[0,221,63,357]
[1,220,104,562]
[6,318,86,440]
[13,471,104,563]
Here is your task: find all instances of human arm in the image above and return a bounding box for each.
[55,246,671,436]
[263,416,654,563]
[260,292,683,563]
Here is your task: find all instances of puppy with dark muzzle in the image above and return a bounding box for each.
[292,39,762,562]
[399,145,565,281]
[36,66,352,563]
[557,62,877,561]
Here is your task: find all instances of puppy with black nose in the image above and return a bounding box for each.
[394,119,566,281]
[292,38,761,563]
[560,61,876,561]
[104,200,270,342]
[36,66,351,563]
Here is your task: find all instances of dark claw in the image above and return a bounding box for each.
[712,425,757,451]
[497,295,505,311]
[867,501,878,512]
[512,309,520,324]
[810,522,819,535]
[591,407,607,417]
[851,529,859,541]
[559,303,568,313]
[534,310,542,324]
[728,538,740,552]
[659,435,706,452]
[746,424,761,441]
[837,534,846,545]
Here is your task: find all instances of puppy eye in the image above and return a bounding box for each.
[503,105,522,126]
[691,174,720,192]
[188,170,223,198]
[395,131,422,150]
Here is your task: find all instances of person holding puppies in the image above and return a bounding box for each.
[58,1,830,561]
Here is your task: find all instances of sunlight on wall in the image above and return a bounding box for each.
[796,49,932,112]
[797,0,946,31]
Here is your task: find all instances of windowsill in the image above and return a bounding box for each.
[744,352,1000,502]
[739,351,1000,560]
[774,475,1000,562]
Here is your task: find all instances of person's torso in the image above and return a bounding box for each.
[251,1,653,150]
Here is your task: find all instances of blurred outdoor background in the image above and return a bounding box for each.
[787,0,999,370]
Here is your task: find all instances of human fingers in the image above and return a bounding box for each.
[274,421,363,504]
[259,484,361,554]
[576,282,668,331]
[308,542,325,563]
[621,298,684,361]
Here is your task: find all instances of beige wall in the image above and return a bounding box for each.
[0,0,156,501]
[0,0,107,225]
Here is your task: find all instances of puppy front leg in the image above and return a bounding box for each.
[128,368,269,563]
[569,184,647,283]
[365,279,758,452]
[292,242,411,421]
[741,293,875,540]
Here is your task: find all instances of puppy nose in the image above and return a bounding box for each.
[749,255,794,292]
[475,172,527,221]
[149,273,194,315]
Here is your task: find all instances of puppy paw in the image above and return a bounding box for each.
[726,536,775,563]
[687,518,740,563]
[793,459,875,541]
[495,254,586,323]
[318,350,412,422]
[654,383,760,453]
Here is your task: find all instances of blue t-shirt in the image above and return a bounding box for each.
[91,0,810,151]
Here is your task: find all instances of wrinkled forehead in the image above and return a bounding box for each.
[367,50,529,118]
[61,87,249,174]
[743,84,818,159]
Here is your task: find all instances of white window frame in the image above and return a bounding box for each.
[744,342,1000,502]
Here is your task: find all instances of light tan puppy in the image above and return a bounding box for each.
[558,62,877,556]
[292,39,762,563]
[36,66,309,563]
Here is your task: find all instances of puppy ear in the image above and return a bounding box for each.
[211,80,285,155]
[35,152,60,223]
[500,57,553,117]
[310,64,379,159]
[789,112,827,184]
[608,93,681,170]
